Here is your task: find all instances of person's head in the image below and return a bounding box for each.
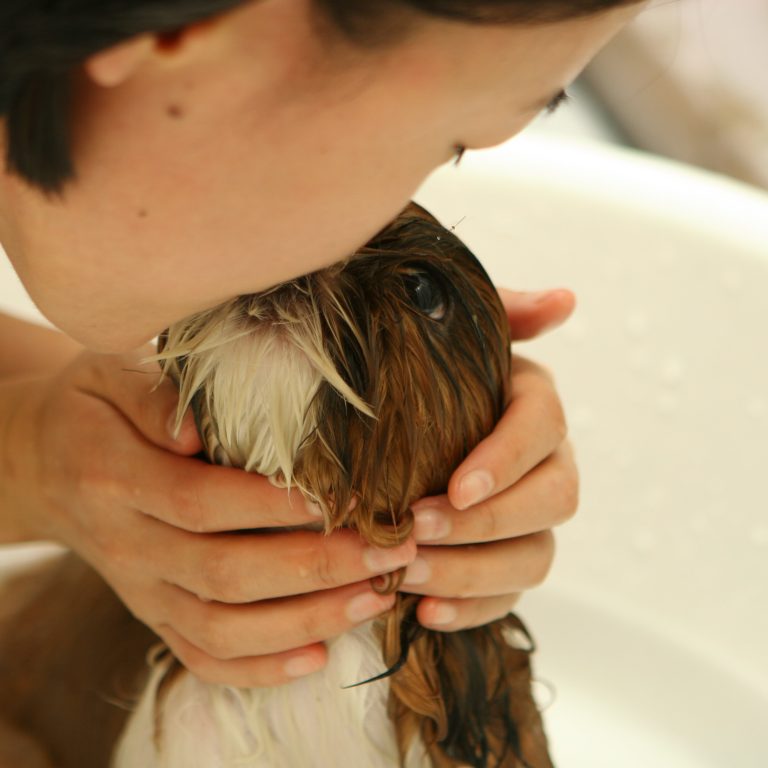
[0,0,643,352]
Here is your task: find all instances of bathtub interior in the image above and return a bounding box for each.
[416,135,768,766]
[1,134,767,765]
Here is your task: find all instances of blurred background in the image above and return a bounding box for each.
[527,0,768,191]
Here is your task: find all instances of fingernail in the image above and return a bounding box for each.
[427,602,458,626]
[363,542,414,574]
[284,654,324,678]
[525,289,565,305]
[346,591,395,623]
[403,557,432,586]
[413,508,451,542]
[529,290,554,304]
[456,470,494,509]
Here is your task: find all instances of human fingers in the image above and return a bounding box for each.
[157,627,330,687]
[499,287,576,341]
[447,355,568,511]
[414,593,522,632]
[128,448,327,531]
[66,347,201,455]
[45,377,321,534]
[129,515,416,602]
[153,580,396,664]
[73,349,339,532]
[401,530,555,600]
[412,442,577,545]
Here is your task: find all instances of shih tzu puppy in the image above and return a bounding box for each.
[0,203,552,768]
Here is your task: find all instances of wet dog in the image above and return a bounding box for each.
[0,203,551,768]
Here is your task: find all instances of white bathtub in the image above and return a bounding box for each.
[2,134,767,765]
[417,135,768,767]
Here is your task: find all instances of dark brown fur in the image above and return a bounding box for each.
[0,554,156,767]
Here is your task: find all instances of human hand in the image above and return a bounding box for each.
[3,350,415,687]
[402,288,579,630]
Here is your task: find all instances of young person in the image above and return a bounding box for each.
[0,0,643,688]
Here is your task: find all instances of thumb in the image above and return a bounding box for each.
[74,350,202,455]
[499,288,576,341]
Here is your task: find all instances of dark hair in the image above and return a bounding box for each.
[0,0,637,194]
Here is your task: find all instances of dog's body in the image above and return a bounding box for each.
[0,204,552,768]
[0,552,155,768]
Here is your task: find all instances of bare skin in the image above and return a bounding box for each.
[0,0,643,686]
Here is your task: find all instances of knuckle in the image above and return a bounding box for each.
[173,644,226,685]
[310,541,340,590]
[454,568,482,600]
[561,474,580,521]
[543,389,568,443]
[167,479,208,533]
[527,531,556,588]
[297,609,325,644]
[198,547,240,602]
[195,612,232,660]
[551,452,580,523]
[78,457,119,501]
[477,503,501,542]
[97,532,130,570]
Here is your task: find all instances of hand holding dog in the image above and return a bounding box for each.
[0,288,575,688]
[407,288,579,631]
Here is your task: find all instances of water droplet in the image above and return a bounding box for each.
[660,357,685,385]
[531,678,557,712]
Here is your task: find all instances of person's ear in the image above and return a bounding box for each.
[83,17,223,88]
[84,36,157,87]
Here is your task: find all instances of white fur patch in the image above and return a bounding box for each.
[112,623,429,768]
[200,329,323,479]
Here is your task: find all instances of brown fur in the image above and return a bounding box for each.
[0,553,156,768]
[0,202,552,767]
[159,203,553,767]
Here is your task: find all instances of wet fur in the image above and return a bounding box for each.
[136,202,552,767]
[0,203,552,767]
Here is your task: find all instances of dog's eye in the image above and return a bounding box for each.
[403,272,446,321]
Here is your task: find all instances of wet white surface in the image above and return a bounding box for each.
[525,589,767,767]
[416,135,768,766]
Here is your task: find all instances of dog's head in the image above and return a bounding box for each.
[158,202,510,546]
